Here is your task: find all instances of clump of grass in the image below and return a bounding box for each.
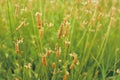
[0,0,120,80]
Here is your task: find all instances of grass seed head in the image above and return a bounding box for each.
[42,55,47,66]
[48,22,54,28]
[56,47,61,57]
[15,38,23,53]
[58,59,62,63]
[46,48,52,55]
[25,63,31,69]
[97,13,103,21]
[63,15,69,25]
[111,6,116,17]
[82,21,88,27]
[90,17,96,26]
[39,28,44,38]
[35,12,42,29]
[70,63,74,70]
[63,71,69,80]
[52,62,56,69]
[15,4,19,17]
[65,40,70,48]
[58,24,63,39]
[15,42,19,53]
[116,69,120,74]
[55,43,61,57]
[63,22,70,37]
[16,20,25,31]
[73,53,78,64]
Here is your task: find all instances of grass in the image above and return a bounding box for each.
[0,0,120,80]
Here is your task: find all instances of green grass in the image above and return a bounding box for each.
[0,0,120,80]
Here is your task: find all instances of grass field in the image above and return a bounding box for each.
[0,0,120,80]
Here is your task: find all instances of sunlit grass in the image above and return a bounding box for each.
[0,0,120,80]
